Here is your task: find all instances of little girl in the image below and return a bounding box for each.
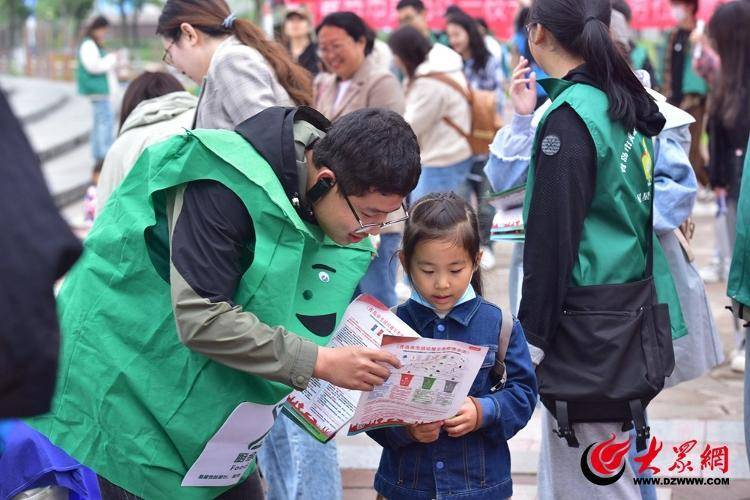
[367,192,537,500]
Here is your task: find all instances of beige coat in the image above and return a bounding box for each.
[314,57,405,121]
[404,44,472,167]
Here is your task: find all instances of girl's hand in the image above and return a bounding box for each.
[509,57,538,116]
[443,397,480,438]
[407,421,443,443]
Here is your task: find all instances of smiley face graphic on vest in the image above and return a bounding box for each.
[290,240,372,339]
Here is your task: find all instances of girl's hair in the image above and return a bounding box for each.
[315,12,375,56]
[119,71,185,131]
[529,0,652,131]
[401,192,483,296]
[708,1,750,132]
[84,15,110,48]
[387,26,432,79]
[446,12,490,70]
[156,0,312,106]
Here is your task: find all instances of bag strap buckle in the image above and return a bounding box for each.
[553,400,579,448]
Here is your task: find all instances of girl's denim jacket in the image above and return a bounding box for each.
[367,297,537,500]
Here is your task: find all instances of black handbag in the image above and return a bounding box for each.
[537,195,675,451]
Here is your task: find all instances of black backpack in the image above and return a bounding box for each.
[537,198,675,451]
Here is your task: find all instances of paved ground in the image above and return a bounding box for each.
[5,74,747,499]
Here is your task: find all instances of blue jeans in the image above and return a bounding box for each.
[628,425,657,500]
[91,98,113,162]
[258,415,342,500]
[409,157,473,204]
[356,233,401,308]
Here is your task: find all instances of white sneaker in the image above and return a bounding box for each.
[699,264,725,283]
[730,349,746,373]
[395,282,411,302]
[480,246,496,270]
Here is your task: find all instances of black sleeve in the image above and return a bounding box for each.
[517,104,597,352]
[171,180,255,304]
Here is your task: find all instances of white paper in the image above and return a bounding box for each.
[182,401,278,487]
[348,336,488,433]
[285,295,418,440]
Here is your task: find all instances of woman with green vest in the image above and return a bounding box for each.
[519,0,670,498]
[77,15,116,168]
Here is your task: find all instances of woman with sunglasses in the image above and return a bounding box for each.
[157,0,312,130]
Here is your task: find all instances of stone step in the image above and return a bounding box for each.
[23,92,92,162]
[41,142,93,207]
[1,76,73,125]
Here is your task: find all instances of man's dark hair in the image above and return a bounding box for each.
[313,109,421,197]
[396,0,426,13]
[611,0,632,22]
[672,0,699,16]
[316,12,375,56]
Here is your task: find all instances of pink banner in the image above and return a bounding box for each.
[294,0,723,40]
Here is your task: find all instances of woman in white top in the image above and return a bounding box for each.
[156,0,312,130]
[77,16,117,165]
[388,26,473,204]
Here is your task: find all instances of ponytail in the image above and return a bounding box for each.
[157,0,312,106]
[530,0,652,131]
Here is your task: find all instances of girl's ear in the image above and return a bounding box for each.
[474,248,484,271]
[398,250,406,270]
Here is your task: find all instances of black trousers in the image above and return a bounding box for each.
[97,469,264,500]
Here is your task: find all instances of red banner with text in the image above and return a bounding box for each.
[292,0,723,40]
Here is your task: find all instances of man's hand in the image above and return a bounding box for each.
[407,421,443,443]
[313,346,400,391]
[443,397,480,438]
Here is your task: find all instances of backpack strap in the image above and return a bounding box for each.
[553,400,579,447]
[414,72,473,140]
[489,312,514,393]
[629,399,650,452]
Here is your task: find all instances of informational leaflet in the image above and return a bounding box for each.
[348,336,488,434]
[283,295,419,442]
[182,401,278,486]
[488,184,526,242]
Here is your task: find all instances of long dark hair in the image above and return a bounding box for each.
[315,12,375,56]
[387,26,432,79]
[119,71,185,131]
[84,15,110,48]
[401,192,483,296]
[708,1,750,132]
[529,0,652,131]
[446,12,490,70]
[157,0,312,106]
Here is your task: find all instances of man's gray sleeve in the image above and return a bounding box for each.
[166,181,318,390]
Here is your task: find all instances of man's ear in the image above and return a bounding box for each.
[306,169,337,204]
[180,23,200,46]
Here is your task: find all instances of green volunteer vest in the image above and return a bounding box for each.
[728,140,750,308]
[76,38,109,96]
[523,78,686,339]
[659,32,708,97]
[29,129,373,498]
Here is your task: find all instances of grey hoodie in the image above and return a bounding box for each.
[97,91,197,214]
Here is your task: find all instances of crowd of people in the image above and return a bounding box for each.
[1,0,749,498]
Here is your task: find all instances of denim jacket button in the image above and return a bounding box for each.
[436,324,445,332]
[435,461,444,469]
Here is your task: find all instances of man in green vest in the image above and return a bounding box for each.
[29,106,421,499]
[657,0,710,186]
